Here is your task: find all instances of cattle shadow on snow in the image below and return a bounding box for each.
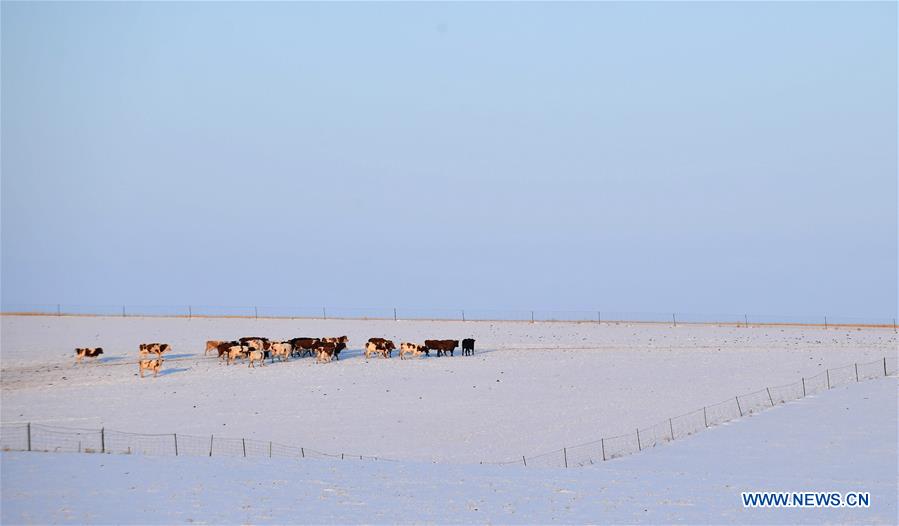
[156,367,189,377]
[96,356,125,364]
[163,353,194,360]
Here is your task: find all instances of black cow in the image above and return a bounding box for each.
[462,338,475,356]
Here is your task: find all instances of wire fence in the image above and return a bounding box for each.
[0,422,398,462]
[2,356,895,467]
[1,303,897,329]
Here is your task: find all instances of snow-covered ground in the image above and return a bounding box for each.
[1,315,895,463]
[2,377,895,524]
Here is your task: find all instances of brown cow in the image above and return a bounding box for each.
[399,342,427,360]
[139,357,164,378]
[205,340,227,355]
[288,337,320,357]
[214,341,239,361]
[424,339,459,357]
[74,347,104,364]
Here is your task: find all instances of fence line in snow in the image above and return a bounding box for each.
[1,304,897,330]
[1,356,896,467]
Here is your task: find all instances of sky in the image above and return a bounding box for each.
[1,2,896,320]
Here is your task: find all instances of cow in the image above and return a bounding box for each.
[205,340,227,355]
[333,341,347,360]
[248,349,266,368]
[462,338,476,356]
[269,342,292,362]
[226,345,249,365]
[139,343,171,358]
[288,337,320,358]
[139,358,164,378]
[424,339,459,357]
[214,341,239,361]
[364,339,393,359]
[74,347,104,364]
[367,338,396,358]
[315,342,337,363]
[399,342,427,360]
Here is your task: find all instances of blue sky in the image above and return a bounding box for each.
[1,2,896,318]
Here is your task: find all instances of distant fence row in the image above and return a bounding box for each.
[2,304,897,328]
[2,356,895,467]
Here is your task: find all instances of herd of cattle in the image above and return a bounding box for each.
[205,336,476,365]
[73,336,476,378]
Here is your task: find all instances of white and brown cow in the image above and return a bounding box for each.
[248,349,266,368]
[315,342,338,363]
[139,357,164,378]
[269,342,292,362]
[139,343,171,358]
[75,347,104,364]
[399,342,427,360]
[226,345,249,365]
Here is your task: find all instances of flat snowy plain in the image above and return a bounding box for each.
[2,378,895,524]
[1,315,896,523]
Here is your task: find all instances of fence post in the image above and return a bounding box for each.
[242,438,246,457]
[174,434,178,456]
[636,429,642,451]
[826,369,831,389]
[301,447,305,458]
[672,313,677,327]
[802,377,806,397]
[254,306,258,320]
[735,397,743,417]
[269,441,272,458]
[209,435,214,457]
[744,314,748,327]
[530,311,534,323]
[855,363,859,382]
[522,455,527,467]
[101,427,105,453]
[462,310,465,322]
[322,307,327,320]
[393,308,397,321]
[341,453,345,460]
[766,387,774,406]
[885,357,888,376]
[563,448,568,468]
[27,422,31,451]
[57,304,61,317]
[122,306,126,318]
[669,418,674,440]
[703,406,708,428]
[894,319,897,334]
[597,311,601,324]
[188,306,192,320]
[824,315,827,329]
[601,438,606,461]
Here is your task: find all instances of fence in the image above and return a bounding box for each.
[3,356,895,467]
[1,304,897,329]
[0,422,397,462]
